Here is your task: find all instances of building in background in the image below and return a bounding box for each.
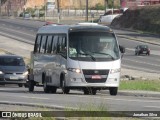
[120,0,160,8]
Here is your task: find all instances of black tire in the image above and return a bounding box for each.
[24,83,28,88]
[0,83,5,86]
[61,78,70,94]
[135,52,137,55]
[43,79,50,93]
[109,87,118,96]
[83,88,89,95]
[83,87,91,95]
[83,88,97,95]
[50,86,57,93]
[28,80,34,92]
[91,88,97,95]
[18,84,23,87]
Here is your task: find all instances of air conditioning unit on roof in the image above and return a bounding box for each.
[77,22,99,25]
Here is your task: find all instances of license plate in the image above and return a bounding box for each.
[91,75,101,79]
[143,51,147,53]
[10,76,18,80]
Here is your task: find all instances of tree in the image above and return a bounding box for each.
[1,0,7,4]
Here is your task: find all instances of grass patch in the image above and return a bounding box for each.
[120,80,160,91]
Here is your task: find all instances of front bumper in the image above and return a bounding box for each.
[65,71,120,88]
[0,75,27,84]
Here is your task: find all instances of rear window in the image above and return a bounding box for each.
[140,45,148,48]
[104,10,122,15]
[0,57,25,66]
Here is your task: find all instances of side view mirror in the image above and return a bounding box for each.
[119,45,125,53]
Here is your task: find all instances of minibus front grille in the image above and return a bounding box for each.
[85,78,106,83]
[82,69,109,75]
[82,69,109,83]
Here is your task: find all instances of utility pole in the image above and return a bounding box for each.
[44,0,47,21]
[104,0,107,13]
[0,0,1,17]
[57,0,60,23]
[86,0,88,22]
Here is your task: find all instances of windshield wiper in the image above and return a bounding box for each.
[92,52,115,60]
[78,52,96,61]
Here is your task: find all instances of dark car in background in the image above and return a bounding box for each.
[0,55,28,87]
[135,45,150,56]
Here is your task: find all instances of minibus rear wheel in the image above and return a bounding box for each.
[43,76,50,93]
[18,83,23,87]
[50,86,57,93]
[28,80,34,92]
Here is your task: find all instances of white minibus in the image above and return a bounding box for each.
[28,23,125,95]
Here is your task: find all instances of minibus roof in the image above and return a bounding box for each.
[37,23,113,34]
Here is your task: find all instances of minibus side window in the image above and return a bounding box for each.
[40,35,47,53]
[46,35,53,53]
[51,35,58,54]
[58,36,67,57]
[34,35,42,53]
[57,36,62,53]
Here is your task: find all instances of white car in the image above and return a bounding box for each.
[98,14,122,25]
[98,8,128,25]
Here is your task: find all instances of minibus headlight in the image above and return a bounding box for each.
[67,68,81,73]
[0,71,4,74]
[110,68,120,74]
[23,71,29,76]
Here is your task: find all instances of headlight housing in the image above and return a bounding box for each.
[67,68,81,73]
[0,71,4,74]
[110,68,120,74]
[23,71,29,76]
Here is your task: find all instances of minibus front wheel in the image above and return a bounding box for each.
[60,75,70,94]
[109,87,118,96]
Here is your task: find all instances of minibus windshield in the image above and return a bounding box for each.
[69,31,120,61]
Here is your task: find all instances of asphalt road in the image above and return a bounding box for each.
[0,18,160,74]
[0,85,160,112]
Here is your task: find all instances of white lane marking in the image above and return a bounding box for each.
[62,94,160,104]
[20,96,49,100]
[123,58,160,67]
[0,31,34,44]
[122,64,159,73]
[0,93,49,100]
[0,100,68,109]
[1,93,159,104]
[126,48,135,51]
[0,26,35,37]
[145,106,160,109]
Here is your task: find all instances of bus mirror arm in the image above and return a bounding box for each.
[119,45,125,58]
[119,45,125,53]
